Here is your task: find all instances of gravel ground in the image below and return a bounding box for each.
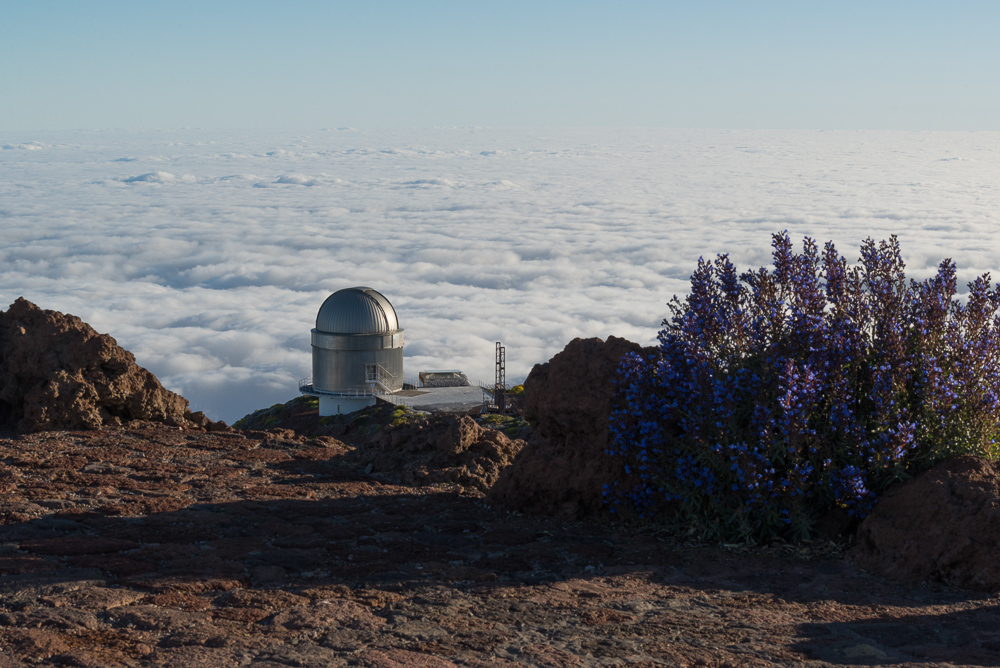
[2,425,1000,667]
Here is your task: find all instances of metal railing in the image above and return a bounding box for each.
[300,374,509,412]
[300,372,412,407]
[364,364,397,395]
[299,377,378,398]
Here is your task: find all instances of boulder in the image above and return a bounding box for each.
[486,336,652,519]
[0,298,189,432]
[351,414,524,495]
[850,455,1000,591]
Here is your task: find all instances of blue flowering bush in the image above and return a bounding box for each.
[608,232,1000,542]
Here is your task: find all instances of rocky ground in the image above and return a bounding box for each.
[2,423,1000,667]
[5,301,1000,667]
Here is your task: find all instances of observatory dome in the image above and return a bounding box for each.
[305,287,405,415]
[315,287,399,335]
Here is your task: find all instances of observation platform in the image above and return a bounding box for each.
[393,386,485,413]
[299,378,485,414]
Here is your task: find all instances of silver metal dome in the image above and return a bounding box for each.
[304,287,405,414]
[315,287,399,335]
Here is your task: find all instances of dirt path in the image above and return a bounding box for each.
[2,426,999,667]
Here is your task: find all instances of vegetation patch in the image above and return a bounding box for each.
[388,405,420,427]
[325,403,421,430]
[233,395,325,432]
[610,232,1000,543]
[477,413,529,438]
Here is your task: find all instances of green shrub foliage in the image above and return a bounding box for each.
[608,233,1000,542]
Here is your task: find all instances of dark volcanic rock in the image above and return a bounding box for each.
[0,297,189,432]
[487,336,653,518]
[240,398,524,496]
[851,455,1000,591]
[348,413,524,495]
[1,422,999,666]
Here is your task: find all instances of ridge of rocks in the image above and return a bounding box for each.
[9,296,1000,600]
[0,298,191,432]
[5,301,1000,663]
[487,336,656,519]
[236,397,525,497]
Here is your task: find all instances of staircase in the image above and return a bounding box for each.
[300,367,410,408]
[365,364,397,395]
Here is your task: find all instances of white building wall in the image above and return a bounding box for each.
[319,395,376,416]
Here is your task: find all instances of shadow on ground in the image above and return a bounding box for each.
[3,429,1000,666]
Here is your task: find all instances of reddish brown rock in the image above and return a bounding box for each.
[349,414,524,495]
[361,649,460,668]
[487,336,653,518]
[238,396,525,496]
[851,455,1000,591]
[1,629,71,661]
[2,424,1000,666]
[269,599,385,631]
[0,297,189,432]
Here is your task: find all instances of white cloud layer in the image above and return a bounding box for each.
[122,171,196,184]
[1,128,999,423]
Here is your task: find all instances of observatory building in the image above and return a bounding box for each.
[299,287,404,415]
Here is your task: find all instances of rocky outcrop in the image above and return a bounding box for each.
[851,455,1000,591]
[0,298,190,432]
[347,414,524,495]
[487,336,653,519]
[235,398,523,496]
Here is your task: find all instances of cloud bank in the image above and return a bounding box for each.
[1,128,998,423]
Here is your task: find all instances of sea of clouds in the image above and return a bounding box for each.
[1,128,999,423]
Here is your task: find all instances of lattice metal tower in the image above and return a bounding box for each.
[494,341,506,415]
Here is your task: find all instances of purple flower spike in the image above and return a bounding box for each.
[608,232,1000,543]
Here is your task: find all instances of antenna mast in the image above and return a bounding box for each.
[494,341,506,415]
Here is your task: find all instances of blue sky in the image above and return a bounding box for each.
[2,1,999,130]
